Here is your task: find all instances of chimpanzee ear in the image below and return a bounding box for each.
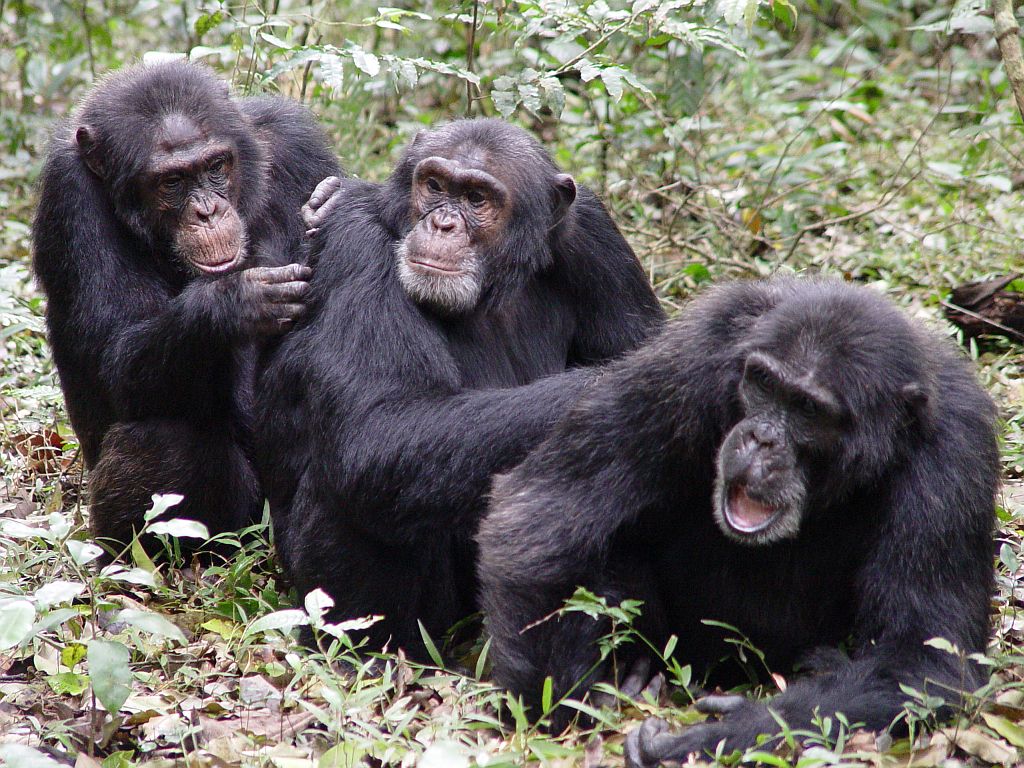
[551,173,576,225]
[75,125,105,179]
[901,381,932,425]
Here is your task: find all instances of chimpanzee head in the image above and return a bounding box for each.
[72,61,268,275]
[385,119,577,316]
[713,282,935,545]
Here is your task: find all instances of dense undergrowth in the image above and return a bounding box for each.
[1,1,1023,766]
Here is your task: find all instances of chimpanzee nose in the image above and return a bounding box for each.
[194,198,219,223]
[430,210,456,232]
[752,422,779,447]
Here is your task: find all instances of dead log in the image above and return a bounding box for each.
[943,274,1024,342]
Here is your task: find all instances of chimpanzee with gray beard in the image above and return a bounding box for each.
[255,119,665,656]
[478,278,998,764]
[32,61,340,551]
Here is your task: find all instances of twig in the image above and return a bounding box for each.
[993,0,1024,123]
[465,0,479,116]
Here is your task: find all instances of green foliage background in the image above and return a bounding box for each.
[2,1,1024,766]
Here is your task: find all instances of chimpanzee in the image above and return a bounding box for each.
[255,118,665,655]
[478,278,999,763]
[32,61,341,550]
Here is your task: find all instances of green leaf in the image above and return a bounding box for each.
[418,620,444,667]
[143,493,184,521]
[304,588,334,625]
[0,599,35,649]
[663,634,678,659]
[147,518,209,539]
[244,609,308,637]
[771,0,797,29]
[33,580,85,608]
[66,539,104,566]
[101,565,157,587]
[982,713,1024,748]
[201,618,241,639]
[194,10,223,37]
[102,752,135,768]
[0,744,64,768]
[351,47,381,76]
[46,671,89,696]
[116,609,187,644]
[492,89,518,118]
[130,535,158,573]
[742,752,790,767]
[923,637,961,655]
[320,742,368,768]
[541,675,553,713]
[600,67,625,101]
[88,640,132,715]
[60,642,87,669]
[259,31,293,50]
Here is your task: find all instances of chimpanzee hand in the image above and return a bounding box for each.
[214,263,312,336]
[302,176,344,237]
[623,696,772,768]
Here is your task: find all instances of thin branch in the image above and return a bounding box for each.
[465,0,479,116]
[993,0,1024,123]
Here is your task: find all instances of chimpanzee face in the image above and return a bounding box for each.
[77,112,248,275]
[395,155,513,316]
[712,350,848,545]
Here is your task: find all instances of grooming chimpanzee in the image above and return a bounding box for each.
[478,278,998,763]
[32,61,340,550]
[256,118,665,655]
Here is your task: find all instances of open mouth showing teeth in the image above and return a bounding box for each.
[725,485,782,533]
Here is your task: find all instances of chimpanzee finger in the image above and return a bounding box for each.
[307,176,342,209]
[274,303,306,322]
[303,176,344,233]
[263,280,310,303]
[695,694,746,715]
[619,656,652,699]
[253,263,312,284]
[624,718,672,768]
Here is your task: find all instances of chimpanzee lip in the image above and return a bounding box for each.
[724,484,782,534]
[194,249,244,275]
[408,258,463,275]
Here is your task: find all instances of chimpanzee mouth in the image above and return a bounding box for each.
[408,259,464,275]
[724,485,783,534]
[195,253,243,274]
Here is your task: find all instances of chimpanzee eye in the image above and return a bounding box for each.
[467,189,486,206]
[795,394,818,417]
[160,175,182,193]
[209,158,226,175]
[748,366,773,392]
[426,177,443,193]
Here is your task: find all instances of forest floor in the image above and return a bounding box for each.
[2,33,1024,768]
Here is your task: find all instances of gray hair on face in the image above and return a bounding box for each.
[395,239,482,316]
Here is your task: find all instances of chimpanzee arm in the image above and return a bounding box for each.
[479,283,779,712]
[33,143,307,422]
[625,370,998,766]
[559,187,665,364]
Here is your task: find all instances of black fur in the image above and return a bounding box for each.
[255,118,665,656]
[478,278,998,761]
[32,61,340,549]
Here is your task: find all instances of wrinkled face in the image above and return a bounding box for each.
[141,114,247,274]
[396,155,512,315]
[713,351,850,545]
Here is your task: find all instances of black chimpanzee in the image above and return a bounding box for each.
[32,61,341,550]
[478,278,999,763]
[255,118,665,656]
